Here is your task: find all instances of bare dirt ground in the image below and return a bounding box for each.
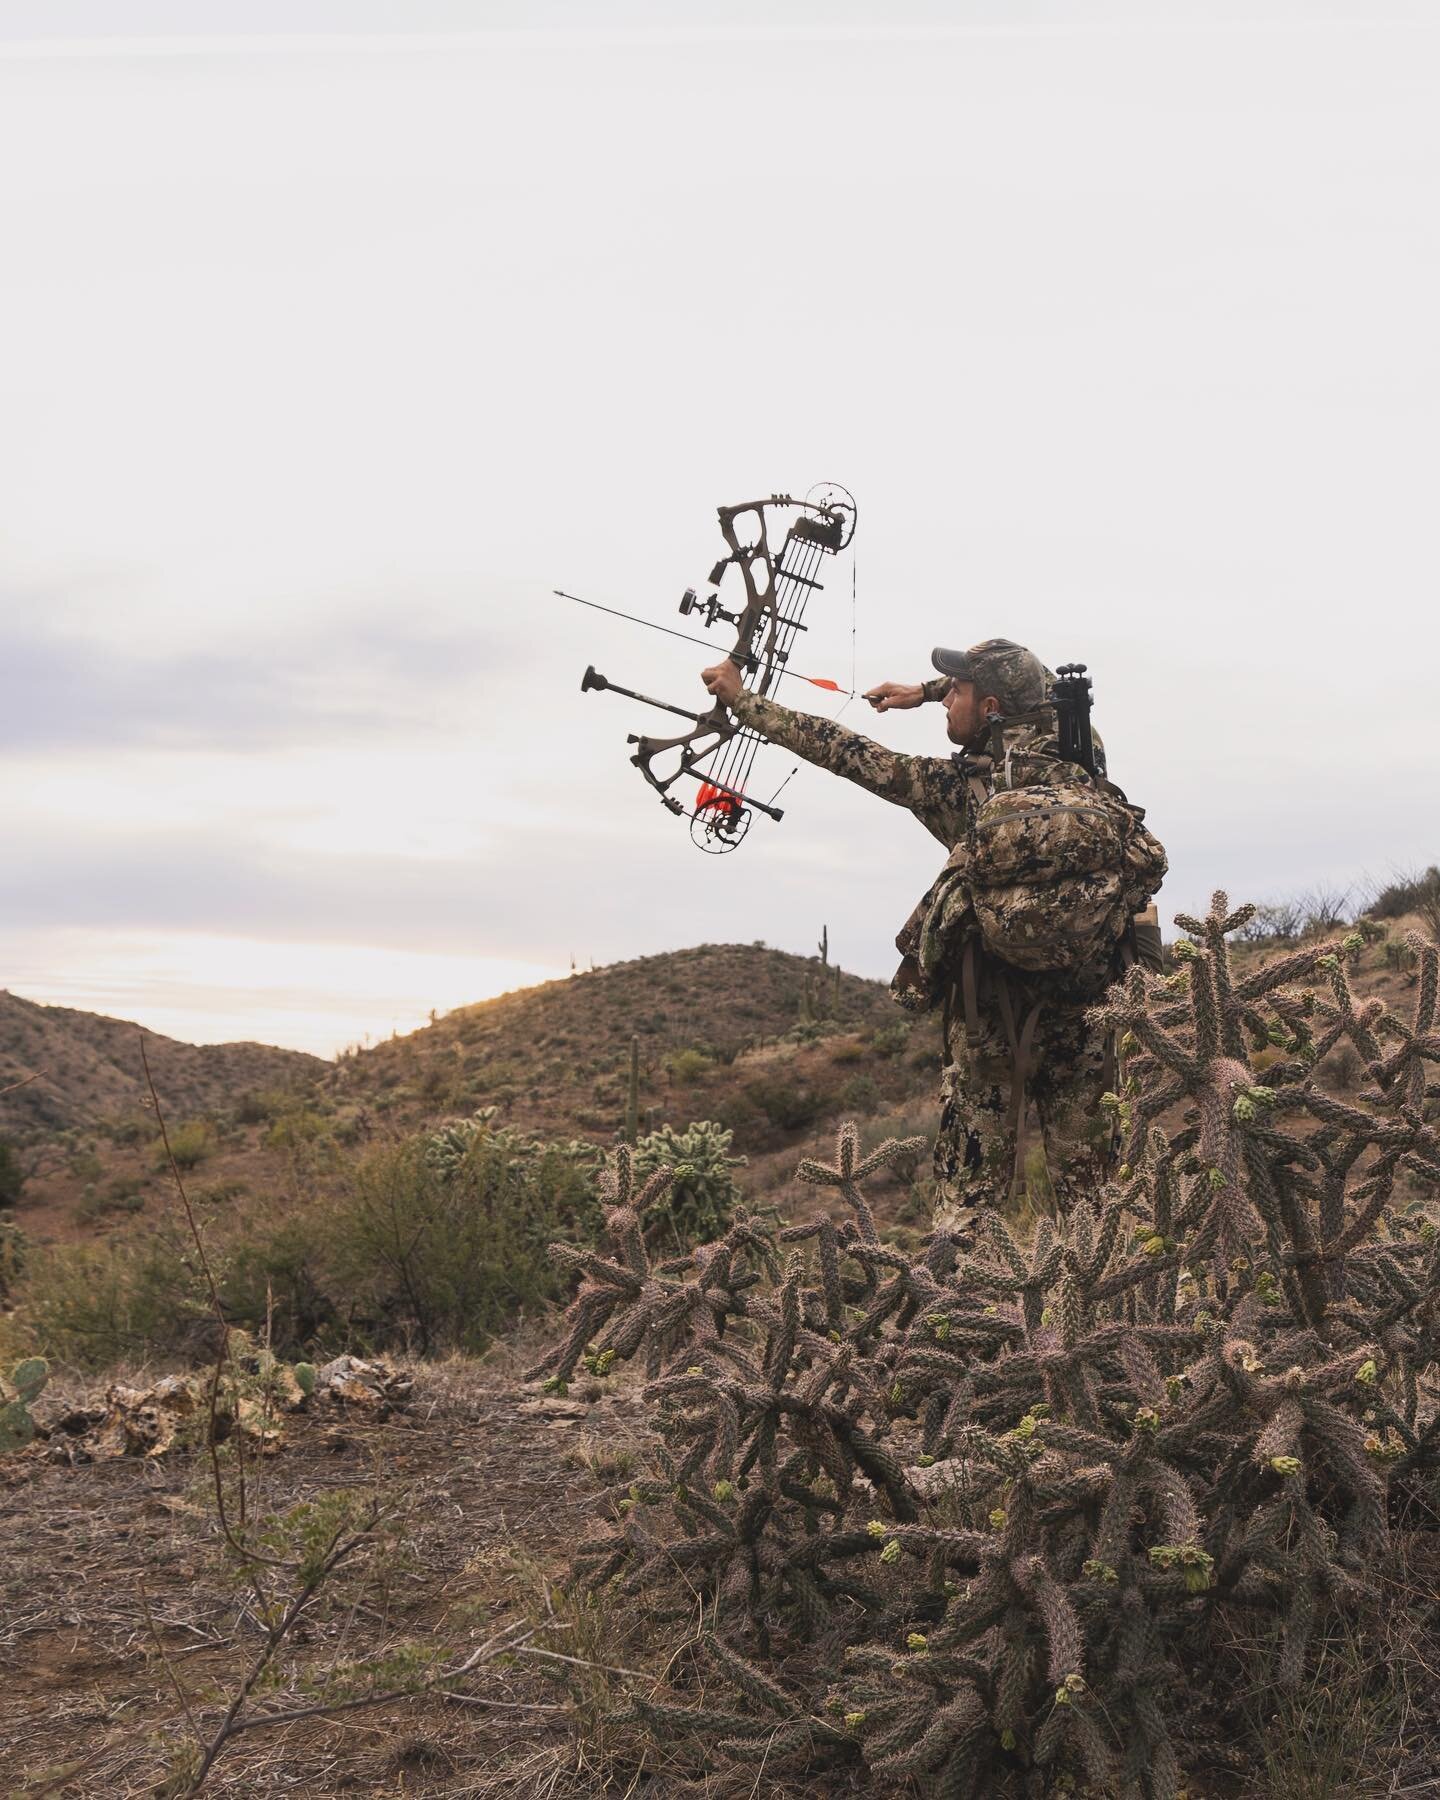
[8,1333,1440,1799]
[0,1353,682,1798]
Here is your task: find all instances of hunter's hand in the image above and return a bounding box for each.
[864,681,926,713]
[702,659,743,708]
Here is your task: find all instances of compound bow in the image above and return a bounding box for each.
[572,483,857,853]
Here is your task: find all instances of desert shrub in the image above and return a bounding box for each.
[1298,882,1353,935]
[75,1178,145,1222]
[234,1089,279,1125]
[743,1078,830,1132]
[839,1073,881,1115]
[1235,899,1305,945]
[98,1114,148,1146]
[155,1121,212,1172]
[829,1039,866,1065]
[262,1106,329,1151]
[711,1091,763,1141]
[21,1232,208,1366]
[0,1139,23,1209]
[631,1120,745,1249]
[869,1022,911,1058]
[218,1205,345,1354]
[1369,864,1440,926]
[667,1048,713,1085]
[0,1219,27,1299]
[531,895,1440,1798]
[333,1129,593,1354]
[193,1179,248,1206]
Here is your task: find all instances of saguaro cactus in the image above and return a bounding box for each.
[625,1034,640,1147]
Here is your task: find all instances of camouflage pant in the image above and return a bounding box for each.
[932,1001,1114,1237]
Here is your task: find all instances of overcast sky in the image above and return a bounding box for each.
[2,1,1437,1055]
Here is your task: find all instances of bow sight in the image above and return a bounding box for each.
[574,484,857,853]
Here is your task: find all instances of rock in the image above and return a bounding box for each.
[517,1396,589,1421]
[312,1356,414,1412]
[907,1459,965,1500]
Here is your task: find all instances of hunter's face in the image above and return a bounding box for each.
[943,679,997,747]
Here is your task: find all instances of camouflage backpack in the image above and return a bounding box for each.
[966,775,1167,973]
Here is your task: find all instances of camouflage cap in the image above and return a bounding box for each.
[931,638,1046,715]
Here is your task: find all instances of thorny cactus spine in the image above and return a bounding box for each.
[539,896,1440,1799]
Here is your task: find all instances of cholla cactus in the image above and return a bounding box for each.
[423,1105,500,1179]
[425,1106,601,1186]
[632,1119,746,1247]
[539,898,1440,1797]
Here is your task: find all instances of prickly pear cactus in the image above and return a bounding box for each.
[0,1356,49,1455]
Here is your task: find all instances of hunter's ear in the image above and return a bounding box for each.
[981,694,1001,720]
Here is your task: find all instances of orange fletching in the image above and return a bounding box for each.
[696,782,742,816]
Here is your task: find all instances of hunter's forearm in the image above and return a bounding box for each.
[731,690,965,841]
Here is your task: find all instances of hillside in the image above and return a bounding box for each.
[324,942,909,1144]
[0,990,323,1136]
[5,921,1433,1262]
[1,946,936,1256]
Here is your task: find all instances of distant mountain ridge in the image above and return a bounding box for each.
[1,945,899,1142]
[0,990,323,1135]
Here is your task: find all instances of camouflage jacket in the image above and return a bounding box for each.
[730,685,1122,1014]
[731,683,1103,852]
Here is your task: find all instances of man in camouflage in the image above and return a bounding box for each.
[702,639,1156,1239]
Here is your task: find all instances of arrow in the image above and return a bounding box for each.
[552,589,851,694]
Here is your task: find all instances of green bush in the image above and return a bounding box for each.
[744,1078,830,1132]
[21,1232,208,1367]
[838,1074,880,1115]
[0,1219,27,1300]
[219,1202,344,1354]
[869,1023,911,1058]
[0,1140,23,1210]
[155,1121,212,1172]
[263,1107,329,1151]
[333,1132,591,1353]
[667,1049,714,1085]
[75,1178,145,1222]
[235,1087,303,1126]
[11,1113,604,1367]
[1369,864,1440,921]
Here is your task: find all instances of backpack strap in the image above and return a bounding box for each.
[991,968,1045,1201]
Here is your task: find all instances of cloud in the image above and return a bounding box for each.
[0,607,524,752]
